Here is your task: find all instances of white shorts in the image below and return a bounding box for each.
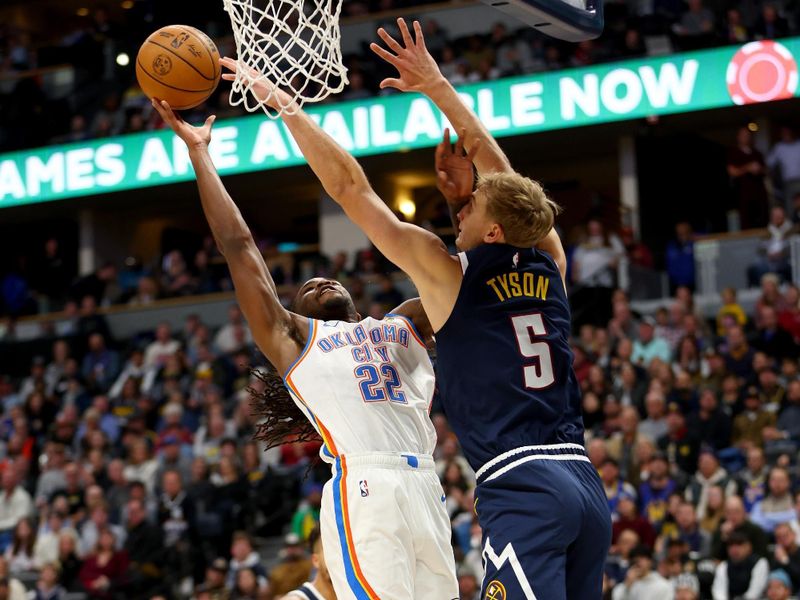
[320,452,459,600]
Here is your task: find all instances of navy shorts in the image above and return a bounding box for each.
[474,445,612,600]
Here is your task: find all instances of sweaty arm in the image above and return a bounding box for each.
[152,100,306,373]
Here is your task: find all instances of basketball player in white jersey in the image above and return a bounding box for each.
[151,99,458,600]
[281,528,336,600]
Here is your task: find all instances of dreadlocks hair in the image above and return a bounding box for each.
[249,368,321,450]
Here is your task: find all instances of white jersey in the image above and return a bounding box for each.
[284,315,436,462]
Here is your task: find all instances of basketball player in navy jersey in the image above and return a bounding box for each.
[225,18,610,600]
[367,20,612,598]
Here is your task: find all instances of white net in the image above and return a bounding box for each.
[222,0,348,117]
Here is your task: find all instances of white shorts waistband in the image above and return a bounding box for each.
[336,452,435,471]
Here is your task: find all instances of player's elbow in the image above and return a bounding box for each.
[217,227,256,255]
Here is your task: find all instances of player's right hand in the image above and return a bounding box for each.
[436,128,478,204]
[151,99,215,151]
[370,18,445,94]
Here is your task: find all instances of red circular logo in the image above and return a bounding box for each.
[726,40,798,105]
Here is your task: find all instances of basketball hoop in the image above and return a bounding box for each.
[222,0,348,117]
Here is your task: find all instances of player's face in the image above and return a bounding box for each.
[293,278,358,321]
[455,187,498,251]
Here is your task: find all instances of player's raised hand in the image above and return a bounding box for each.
[370,19,444,94]
[219,56,294,110]
[435,128,478,204]
[151,99,215,150]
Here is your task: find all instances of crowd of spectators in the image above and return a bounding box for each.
[1,0,799,152]
[0,226,796,598]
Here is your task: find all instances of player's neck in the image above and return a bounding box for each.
[311,576,336,600]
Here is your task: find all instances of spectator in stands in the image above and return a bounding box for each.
[571,219,624,328]
[687,387,732,452]
[717,287,748,335]
[123,438,158,495]
[771,523,800,590]
[78,503,125,557]
[78,528,129,599]
[4,517,37,575]
[0,468,32,553]
[158,469,195,593]
[71,263,120,309]
[31,561,65,600]
[727,126,770,230]
[766,568,794,600]
[722,326,755,381]
[638,453,676,533]
[267,533,309,598]
[753,3,790,40]
[767,125,800,211]
[290,483,322,542]
[195,556,229,599]
[711,531,769,600]
[55,532,81,593]
[127,275,159,307]
[81,334,119,394]
[611,544,672,600]
[632,317,671,367]
[672,0,715,48]
[228,531,268,591]
[665,222,695,293]
[32,238,71,312]
[685,450,734,519]
[161,251,197,298]
[748,206,795,286]
[750,467,796,534]
[144,322,181,368]
[777,285,799,341]
[214,305,253,355]
[722,8,750,43]
[602,458,637,520]
[638,392,669,441]
[711,495,768,561]
[753,305,798,360]
[124,497,163,598]
[733,386,777,449]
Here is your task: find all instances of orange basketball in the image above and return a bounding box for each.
[136,25,221,110]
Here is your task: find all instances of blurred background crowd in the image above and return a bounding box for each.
[0,0,798,599]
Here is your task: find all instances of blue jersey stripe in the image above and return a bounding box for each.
[332,458,370,600]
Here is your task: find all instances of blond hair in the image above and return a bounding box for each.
[477,172,560,247]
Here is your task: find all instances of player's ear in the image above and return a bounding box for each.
[484,223,504,244]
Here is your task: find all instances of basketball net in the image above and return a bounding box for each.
[223,0,348,117]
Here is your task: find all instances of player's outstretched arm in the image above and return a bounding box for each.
[371,18,511,177]
[219,58,463,330]
[151,99,306,372]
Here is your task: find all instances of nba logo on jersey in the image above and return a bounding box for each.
[512,252,519,269]
[359,480,369,497]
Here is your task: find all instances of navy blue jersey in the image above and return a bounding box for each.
[435,243,585,472]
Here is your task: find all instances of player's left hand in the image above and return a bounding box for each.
[219,57,295,111]
[436,127,478,204]
[151,99,215,151]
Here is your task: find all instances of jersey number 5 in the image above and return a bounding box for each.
[355,364,407,404]
[512,313,555,389]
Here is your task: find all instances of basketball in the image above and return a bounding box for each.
[136,25,221,110]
